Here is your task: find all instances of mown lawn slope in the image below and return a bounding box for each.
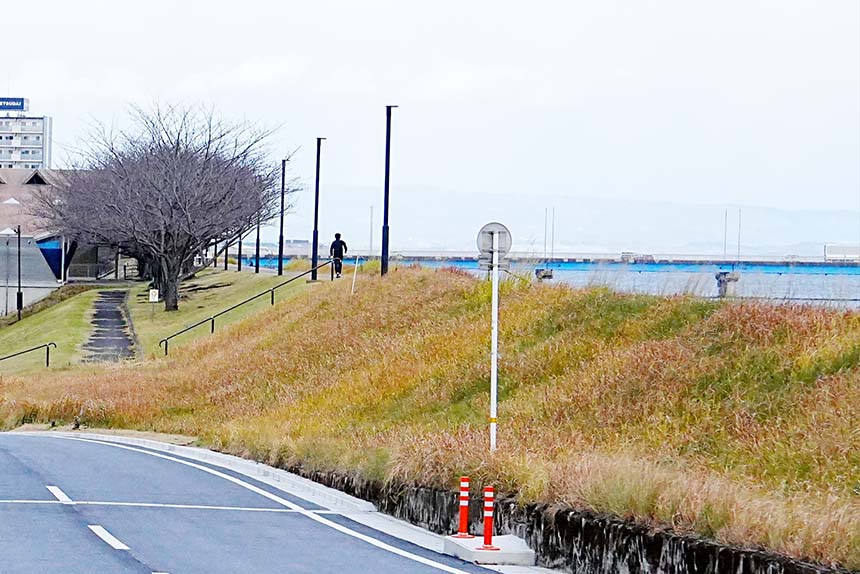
[0,289,101,374]
[1,268,858,566]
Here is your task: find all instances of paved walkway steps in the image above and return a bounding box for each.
[83,291,134,361]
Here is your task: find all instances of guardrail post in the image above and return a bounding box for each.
[45,345,51,367]
[210,317,215,334]
[270,289,275,305]
[164,340,169,356]
[331,260,335,281]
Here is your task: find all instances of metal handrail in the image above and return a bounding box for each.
[158,260,333,355]
[0,342,57,368]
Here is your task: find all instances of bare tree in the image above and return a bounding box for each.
[35,105,295,310]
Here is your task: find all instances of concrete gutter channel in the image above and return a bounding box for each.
[25,433,844,574]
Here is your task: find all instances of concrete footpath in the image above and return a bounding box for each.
[0,431,556,574]
[83,291,134,361]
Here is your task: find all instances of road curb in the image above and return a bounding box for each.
[13,431,374,513]
[11,431,557,573]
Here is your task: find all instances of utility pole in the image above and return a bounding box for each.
[16,225,21,321]
[381,105,397,275]
[311,137,325,280]
[4,236,9,316]
[543,208,547,260]
[278,158,286,276]
[736,208,742,263]
[255,213,261,274]
[369,205,373,257]
[237,231,243,272]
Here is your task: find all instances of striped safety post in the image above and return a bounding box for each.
[479,486,500,551]
[452,476,474,539]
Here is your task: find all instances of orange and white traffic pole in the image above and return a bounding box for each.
[452,476,474,538]
[479,486,500,551]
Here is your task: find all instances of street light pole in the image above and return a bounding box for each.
[381,105,397,276]
[16,225,22,321]
[311,137,325,281]
[278,158,286,276]
[255,213,261,274]
[4,237,9,316]
[237,230,243,272]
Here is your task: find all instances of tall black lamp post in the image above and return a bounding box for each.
[16,225,22,321]
[381,105,397,276]
[237,231,243,272]
[255,213,261,274]
[311,137,325,280]
[277,158,287,276]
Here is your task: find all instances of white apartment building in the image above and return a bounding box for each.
[0,100,53,170]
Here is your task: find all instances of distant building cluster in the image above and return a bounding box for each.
[0,97,52,170]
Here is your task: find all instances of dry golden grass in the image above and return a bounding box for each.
[1,267,859,567]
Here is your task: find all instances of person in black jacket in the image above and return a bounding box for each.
[330,233,348,278]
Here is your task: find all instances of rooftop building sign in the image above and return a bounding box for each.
[0,98,29,112]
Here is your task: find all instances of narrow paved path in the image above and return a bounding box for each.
[0,434,493,574]
[83,291,134,361]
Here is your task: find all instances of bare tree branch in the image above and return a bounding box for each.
[32,104,296,310]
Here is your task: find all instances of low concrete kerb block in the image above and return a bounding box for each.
[443,535,535,566]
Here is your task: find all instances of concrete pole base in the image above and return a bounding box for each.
[442,534,535,566]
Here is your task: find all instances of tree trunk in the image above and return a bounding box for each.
[160,258,181,312]
[162,273,179,311]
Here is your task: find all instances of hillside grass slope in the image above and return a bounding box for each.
[1,268,858,566]
[0,289,101,373]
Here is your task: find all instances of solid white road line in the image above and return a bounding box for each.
[58,437,476,574]
[46,485,74,504]
[88,525,130,550]
[0,499,344,513]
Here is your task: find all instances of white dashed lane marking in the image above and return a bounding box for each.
[87,525,130,550]
[46,485,73,504]
[62,437,478,574]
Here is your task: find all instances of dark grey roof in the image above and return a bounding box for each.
[0,235,58,285]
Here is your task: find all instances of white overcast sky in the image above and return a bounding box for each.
[4,1,859,251]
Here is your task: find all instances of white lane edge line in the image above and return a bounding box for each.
[88,524,130,550]
[0,499,346,513]
[57,437,474,574]
[46,485,74,504]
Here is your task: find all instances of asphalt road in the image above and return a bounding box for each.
[0,434,494,574]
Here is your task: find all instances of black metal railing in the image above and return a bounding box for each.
[158,260,334,355]
[0,342,57,368]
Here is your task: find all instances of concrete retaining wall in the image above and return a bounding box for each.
[289,468,840,574]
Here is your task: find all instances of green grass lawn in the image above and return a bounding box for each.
[129,268,310,357]
[0,289,100,374]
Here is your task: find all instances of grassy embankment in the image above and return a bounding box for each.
[0,289,101,373]
[1,268,859,566]
[129,267,309,356]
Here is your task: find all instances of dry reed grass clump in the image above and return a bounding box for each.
[1,268,859,567]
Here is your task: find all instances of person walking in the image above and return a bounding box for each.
[330,233,348,278]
